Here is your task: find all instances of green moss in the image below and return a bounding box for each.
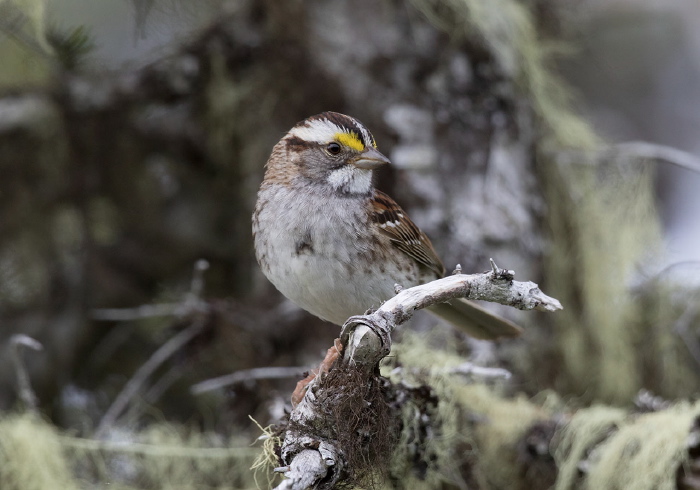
[0,42,51,88]
[457,383,546,489]
[630,282,700,398]
[554,405,627,489]
[0,414,79,490]
[384,333,466,487]
[543,155,663,402]
[555,402,700,490]
[0,413,260,489]
[386,332,548,488]
[586,403,699,490]
[0,0,54,88]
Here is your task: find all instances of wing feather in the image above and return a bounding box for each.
[370,190,445,277]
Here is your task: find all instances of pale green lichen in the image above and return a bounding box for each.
[0,413,259,490]
[555,402,700,490]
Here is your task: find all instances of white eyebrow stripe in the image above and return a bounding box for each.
[289,119,344,143]
[288,115,376,148]
[357,123,373,147]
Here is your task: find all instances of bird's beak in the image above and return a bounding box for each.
[351,147,391,170]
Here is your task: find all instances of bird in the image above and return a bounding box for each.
[252,111,522,340]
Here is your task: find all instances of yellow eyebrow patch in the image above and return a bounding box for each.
[335,132,365,152]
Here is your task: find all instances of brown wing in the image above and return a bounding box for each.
[370,190,445,277]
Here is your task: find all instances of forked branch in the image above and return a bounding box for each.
[274,262,562,490]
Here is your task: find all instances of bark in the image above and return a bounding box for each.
[275,268,561,488]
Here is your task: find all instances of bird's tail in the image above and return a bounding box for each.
[428,298,523,340]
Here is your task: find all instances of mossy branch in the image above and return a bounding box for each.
[275,262,562,489]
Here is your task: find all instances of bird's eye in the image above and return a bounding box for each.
[326,142,341,155]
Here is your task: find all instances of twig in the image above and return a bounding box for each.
[144,363,188,404]
[191,366,310,395]
[60,435,257,458]
[649,261,700,283]
[674,302,700,369]
[94,259,210,438]
[390,362,512,380]
[446,362,512,380]
[91,259,210,321]
[375,268,562,324]
[94,320,205,438]
[613,141,700,174]
[557,141,700,174]
[275,265,562,489]
[9,334,44,411]
[187,259,210,303]
[91,303,184,321]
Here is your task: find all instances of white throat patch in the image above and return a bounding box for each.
[327,165,373,194]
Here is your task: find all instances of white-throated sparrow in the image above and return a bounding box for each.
[252,112,522,339]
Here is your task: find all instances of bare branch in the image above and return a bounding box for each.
[59,435,256,458]
[144,364,188,404]
[94,320,205,438]
[188,259,210,301]
[614,141,700,174]
[91,303,184,321]
[9,334,44,411]
[391,362,512,380]
[275,265,562,489]
[191,366,309,395]
[91,259,210,321]
[557,141,700,174]
[376,269,562,328]
[446,362,512,380]
[91,259,211,437]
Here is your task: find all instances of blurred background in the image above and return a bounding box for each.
[560,0,700,272]
[1,0,699,488]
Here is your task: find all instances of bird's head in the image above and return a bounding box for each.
[269,112,390,195]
